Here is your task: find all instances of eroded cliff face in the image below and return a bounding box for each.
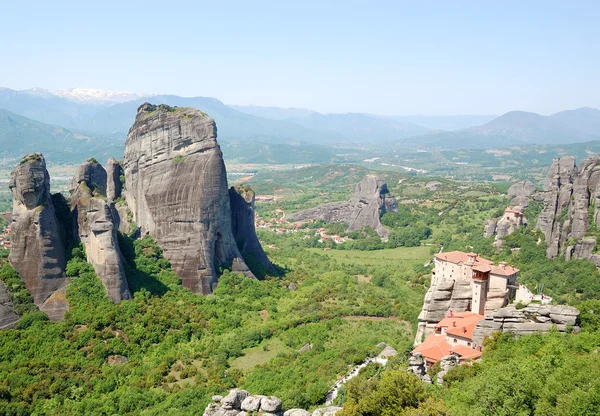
[70,159,131,303]
[472,304,580,347]
[229,185,276,277]
[8,153,69,320]
[123,103,253,294]
[286,175,398,238]
[536,156,600,259]
[414,271,473,344]
[0,282,19,329]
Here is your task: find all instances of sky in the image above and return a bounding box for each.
[1,0,599,115]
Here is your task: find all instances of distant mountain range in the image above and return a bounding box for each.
[0,109,123,164]
[0,87,599,164]
[399,107,600,149]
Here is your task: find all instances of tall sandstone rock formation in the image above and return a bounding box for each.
[123,103,255,294]
[8,153,69,320]
[70,159,131,302]
[536,156,600,260]
[229,185,276,276]
[286,175,398,238]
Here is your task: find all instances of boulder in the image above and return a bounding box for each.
[286,175,397,239]
[284,410,312,416]
[123,103,255,294]
[260,396,283,413]
[221,389,250,410]
[241,395,264,412]
[8,153,69,320]
[312,406,342,416]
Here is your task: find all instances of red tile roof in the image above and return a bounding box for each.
[435,251,493,266]
[435,251,518,276]
[446,320,482,339]
[415,311,486,363]
[413,334,453,363]
[450,345,482,360]
[435,311,484,330]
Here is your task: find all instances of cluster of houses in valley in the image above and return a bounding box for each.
[255,212,351,244]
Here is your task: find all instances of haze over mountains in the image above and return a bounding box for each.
[0,86,599,165]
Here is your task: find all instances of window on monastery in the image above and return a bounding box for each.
[453,339,457,343]
[468,342,471,346]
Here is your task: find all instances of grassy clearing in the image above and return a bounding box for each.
[307,246,432,266]
[230,337,292,370]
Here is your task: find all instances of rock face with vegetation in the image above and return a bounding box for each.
[70,159,131,303]
[0,281,19,329]
[286,175,397,238]
[472,304,580,346]
[203,389,340,416]
[8,153,69,320]
[536,156,600,259]
[229,185,276,276]
[123,103,254,294]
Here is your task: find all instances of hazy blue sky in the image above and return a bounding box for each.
[2,0,598,115]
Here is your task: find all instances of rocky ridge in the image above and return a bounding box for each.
[472,303,580,346]
[286,175,398,238]
[8,153,69,320]
[203,389,341,416]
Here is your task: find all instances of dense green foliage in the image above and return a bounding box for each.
[0,263,37,316]
[0,232,422,415]
[338,368,447,416]
[441,329,600,415]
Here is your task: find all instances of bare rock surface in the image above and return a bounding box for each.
[507,181,536,206]
[106,157,123,202]
[229,185,276,276]
[472,304,580,346]
[124,103,254,294]
[536,156,600,258]
[286,175,397,238]
[8,153,69,320]
[0,281,19,329]
[204,389,341,416]
[70,159,131,303]
[483,219,496,238]
[415,271,472,344]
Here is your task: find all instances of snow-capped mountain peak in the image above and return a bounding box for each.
[22,87,54,98]
[53,88,148,105]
